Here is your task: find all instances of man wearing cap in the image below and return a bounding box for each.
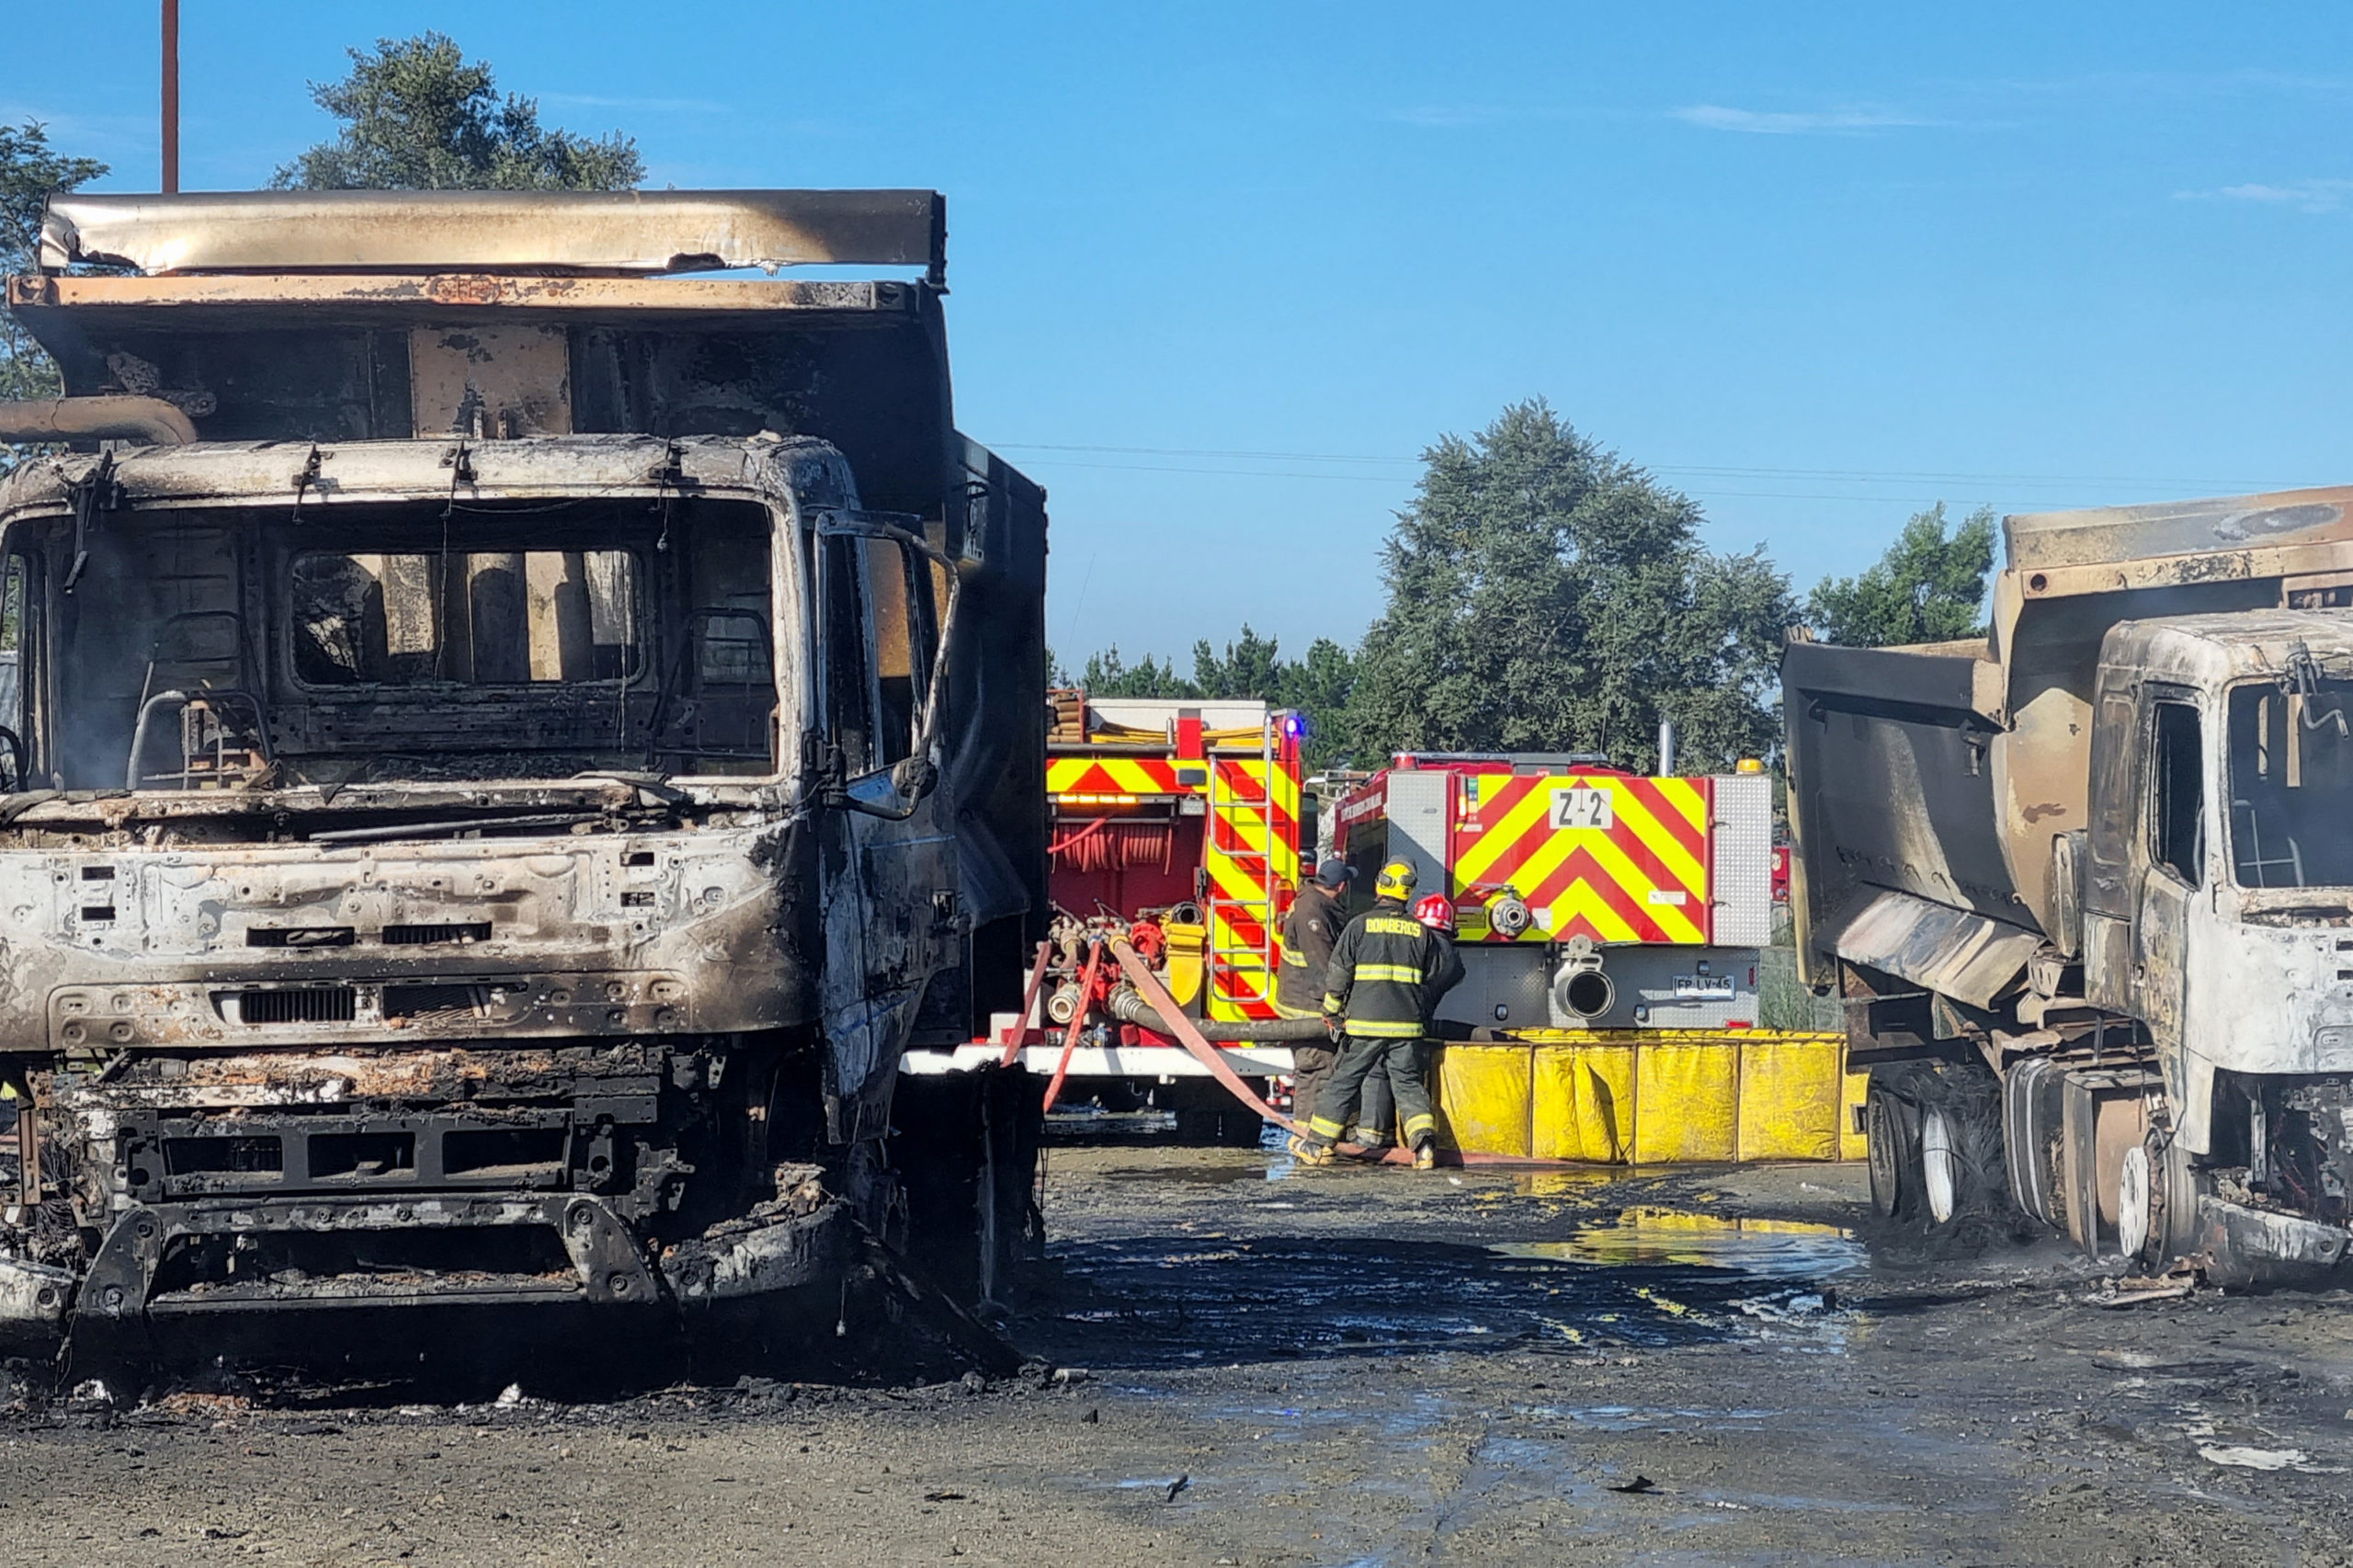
[1296,859,1464,1171]
[1277,859,1370,1146]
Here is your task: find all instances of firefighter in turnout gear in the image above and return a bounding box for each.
[1278,859,1385,1141]
[1290,860,1464,1170]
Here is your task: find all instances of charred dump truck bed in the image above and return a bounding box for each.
[0,190,1049,1376]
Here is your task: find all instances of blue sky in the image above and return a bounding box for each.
[7,5,2353,665]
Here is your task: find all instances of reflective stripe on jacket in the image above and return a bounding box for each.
[1322,898,1461,1038]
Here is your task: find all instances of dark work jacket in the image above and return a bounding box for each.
[1323,897,1465,1039]
[1422,930,1466,1023]
[1276,882,1346,1017]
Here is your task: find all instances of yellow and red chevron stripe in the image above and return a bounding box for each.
[1202,757,1298,1020]
[1048,749,1303,1021]
[1046,756,1188,796]
[1450,773,1711,946]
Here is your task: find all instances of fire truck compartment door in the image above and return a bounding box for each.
[1384,770,1449,893]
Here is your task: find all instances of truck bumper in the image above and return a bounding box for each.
[81,1194,662,1324]
[2198,1198,2351,1289]
[59,1187,853,1339]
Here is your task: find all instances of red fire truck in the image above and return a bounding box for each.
[904,692,1308,1142]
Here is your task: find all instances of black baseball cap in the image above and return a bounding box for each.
[1313,858,1354,889]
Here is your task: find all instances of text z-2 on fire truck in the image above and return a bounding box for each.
[0,189,1050,1381]
[1786,486,2353,1285]
[904,692,1308,1145]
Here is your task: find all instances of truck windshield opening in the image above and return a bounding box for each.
[291,549,642,687]
[4,495,780,791]
[2228,682,2353,888]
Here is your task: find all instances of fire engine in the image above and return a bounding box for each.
[904,691,1311,1142]
[1330,752,1776,1032]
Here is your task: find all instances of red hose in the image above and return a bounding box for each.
[998,939,1054,1068]
[1040,940,1103,1113]
[1106,935,1596,1169]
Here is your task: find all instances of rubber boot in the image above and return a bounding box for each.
[1412,1141,1437,1171]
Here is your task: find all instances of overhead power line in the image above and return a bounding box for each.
[990,441,2307,494]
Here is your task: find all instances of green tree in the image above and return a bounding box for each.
[1348,399,1792,773]
[275,33,642,191]
[1805,502,1996,647]
[1192,626,1359,771]
[1274,637,1359,773]
[1072,626,1362,771]
[1077,646,1193,699]
[1,121,108,466]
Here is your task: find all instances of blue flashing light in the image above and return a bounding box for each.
[1282,713,1308,739]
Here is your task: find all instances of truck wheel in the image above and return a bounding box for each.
[1866,1078,1923,1221]
[2121,1129,2207,1269]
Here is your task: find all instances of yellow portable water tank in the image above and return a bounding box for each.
[1432,1030,1859,1165]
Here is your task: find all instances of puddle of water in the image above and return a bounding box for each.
[1042,1221,1859,1369]
[1517,1402,1780,1432]
[1496,1208,1866,1281]
[1508,1169,1622,1197]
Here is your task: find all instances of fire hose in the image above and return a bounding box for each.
[1103,933,1583,1169]
[1102,987,1330,1043]
[1106,937,1296,1131]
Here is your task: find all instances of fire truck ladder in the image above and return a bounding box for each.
[1204,724,1280,1016]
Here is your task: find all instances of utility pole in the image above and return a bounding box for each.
[161,0,179,193]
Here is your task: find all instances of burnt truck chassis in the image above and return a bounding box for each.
[0,432,1048,1380]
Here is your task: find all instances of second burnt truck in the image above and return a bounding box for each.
[1787,487,2353,1283]
[0,189,1049,1371]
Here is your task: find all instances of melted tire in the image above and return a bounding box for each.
[1866,1079,1922,1221]
[1870,1061,2010,1235]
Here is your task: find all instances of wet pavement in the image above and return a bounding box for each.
[0,1133,2349,1564]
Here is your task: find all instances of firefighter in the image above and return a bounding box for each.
[1277,861,1397,1153]
[1277,859,1354,1141]
[1294,860,1464,1171]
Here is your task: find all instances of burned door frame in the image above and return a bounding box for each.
[0,545,35,789]
[811,511,958,1143]
[2131,684,2209,1054]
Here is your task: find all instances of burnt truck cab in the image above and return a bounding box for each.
[0,192,1047,1358]
[2080,615,2353,1198]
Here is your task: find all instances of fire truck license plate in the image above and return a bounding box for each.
[1549,787,1613,830]
[1675,974,1735,999]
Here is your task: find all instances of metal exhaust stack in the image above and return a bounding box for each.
[0,396,197,447]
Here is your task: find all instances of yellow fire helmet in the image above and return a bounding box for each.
[1374,859,1418,900]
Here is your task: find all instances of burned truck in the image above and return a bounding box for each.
[1786,488,2353,1284]
[0,190,1048,1370]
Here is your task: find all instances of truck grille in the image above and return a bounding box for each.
[223,987,358,1026]
[381,922,494,946]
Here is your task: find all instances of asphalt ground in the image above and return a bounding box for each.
[0,1124,2348,1566]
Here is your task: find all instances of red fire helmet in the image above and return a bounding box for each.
[1411,893,1457,934]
